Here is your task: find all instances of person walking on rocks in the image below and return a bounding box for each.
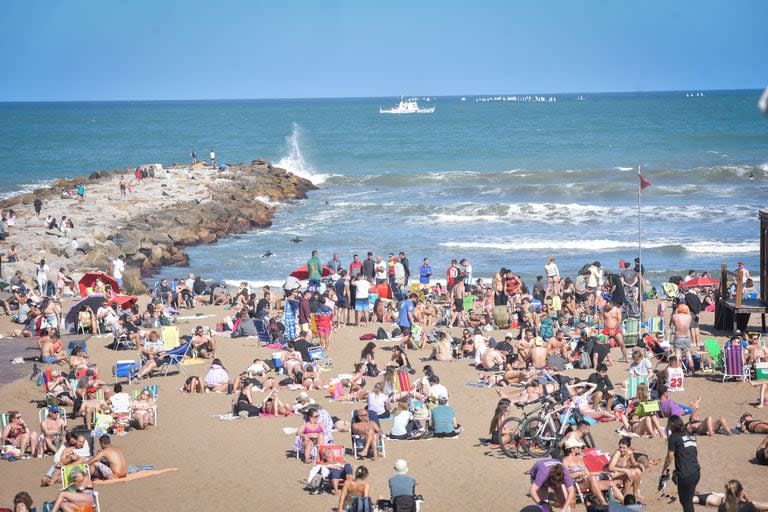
[191,149,197,164]
[209,149,216,168]
[33,198,43,218]
[36,259,50,296]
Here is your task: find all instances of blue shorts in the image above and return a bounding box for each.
[329,463,353,481]
[41,355,58,364]
[355,298,370,311]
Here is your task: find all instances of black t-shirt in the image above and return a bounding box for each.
[718,502,759,512]
[256,298,269,315]
[668,432,700,476]
[362,259,375,279]
[293,339,313,361]
[587,372,613,392]
[685,292,702,316]
[609,274,625,305]
[494,341,515,353]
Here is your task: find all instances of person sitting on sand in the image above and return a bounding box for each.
[389,398,419,440]
[130,388,156,429]
[481,346,505,371]
[693,479,768,511]
[390,345,413,370]
[39,331,66,364]
[337,466,372,512]
[431,396,462,437]
[529,458,576,512]
[620,382,666,438]
[49,465,95,512]
[297,407,325,463]
[68,345,90,373]
[488,399,511,446]
[86,435,127,481]
[204,358,230,393]
[233,379,261,417]
[352,408,382,461]
[429,330,454,361]
[570,379,615,422]
[562,437,619,506]
[739,413,768,434]
[262,389,293,416]
[366,382,390,423]
[182,376,204,393]
[191,325,216,358]
[608,437,645,502]
[755,435,768,466]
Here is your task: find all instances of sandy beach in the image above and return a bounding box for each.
[0,291,766,511]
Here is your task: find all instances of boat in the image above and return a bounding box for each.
[379,97,435,114]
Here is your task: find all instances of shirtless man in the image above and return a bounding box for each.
[191,325,216,358]
[492,269,506,306]
[87,435,127,480]
[746,333,768,365]
[671,304,694,369]
[547,330,570,359]
[516,329,536,366]
[39,407,66,454]
[481,347,505,371]
[351,409,382,461]
[39,335,67,364]
[602,303,629,362]
[530,337,549,370]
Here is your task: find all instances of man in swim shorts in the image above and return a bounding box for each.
[87,435,127,480]
[602,303,629,362]
[671,304,694,370]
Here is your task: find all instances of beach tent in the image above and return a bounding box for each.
[78,272,120,298]
[65,294,106,333]
[289,265,334,280]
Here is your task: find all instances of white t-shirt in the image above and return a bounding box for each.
[112,259,125,280]
[374,262,387,280]
[109,392,131,413]
[210,151,216,160]
[545,262,560,277]
[390,410,413,436]
[354,280,371,299]
[628,358,653,378]
[367,392,388,415]
[428,383,449,401]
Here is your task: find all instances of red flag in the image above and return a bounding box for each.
[639,173,652,191]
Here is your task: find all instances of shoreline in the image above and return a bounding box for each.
[0,160,317,293]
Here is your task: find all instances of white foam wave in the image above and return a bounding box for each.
[254,195,281,206]
[440,238,760,253]
[0,179,55,200]
[275,122,333,185]
[679,241,760,254]
[614,166,634,171]
[223,279,285,290]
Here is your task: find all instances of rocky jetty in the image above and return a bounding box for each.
[0,160,316,293]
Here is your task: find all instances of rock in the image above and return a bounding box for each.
[122,267,146,294]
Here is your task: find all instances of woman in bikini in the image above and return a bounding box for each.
[608,437,645,503]
[562,438,620,505]
[1,411,40,458]
[739,413,768,434]
[130,389,157,428]
[297,407,325,463]
[301,364,323,390]
[621,383,666,438]
[488,399,512,446]
[337,466,372,512]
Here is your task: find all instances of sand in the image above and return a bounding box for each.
[0,297,765,511]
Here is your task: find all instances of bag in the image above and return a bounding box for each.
[578,350,592,369]
[539,317,555,340]
[307,473,323,490]
[366,362,379,378]
[635,400,660,417]
[547,354,566,372]
[350,496,373,512]
[376,327,389,340]
[359,333,376,341]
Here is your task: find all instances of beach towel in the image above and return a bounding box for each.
[93,467,177,484]
[180,358,208,366]
[265,343,284,350]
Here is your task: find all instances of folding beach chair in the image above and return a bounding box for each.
[161,326,180,350]
[0,412,8,431]
[61,463,91,490]
[723,343,751,383]
[112,360,139,384]
[703,338,724,374]
[351,410,385,459]
[308,346,333,368]
[129,387,159,427]
[621,318,640,347]
[316,444,345,465]
[624,376,649,400]
[66,340,88,355]
[38,406,68,425]
[254,318,271,344]
[158,342,191,377]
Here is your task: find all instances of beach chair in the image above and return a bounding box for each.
[112,360,139,384]
[113,329,133,351]
[624,376,649,400]
[67,339,87,355]
[38,406,68,425]
[463,294,476,314]
[61,463,91,490]
[621,318,640,347]
[703,338,724,374]
[316,444,345,465]
[351,409,386,459]
[254,318,271,344]
[723,343,751,383]
[158,342,191,377]
[129,387,159,427]
[308,346,333,368]
[161,326,180,350]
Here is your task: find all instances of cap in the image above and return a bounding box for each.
[505,332,514,339]
[85,369,95,377]
[297,391,309,400]
[394,459,409,474]
[564,437,585,450]
[48,406,60,414]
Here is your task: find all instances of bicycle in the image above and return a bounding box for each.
[498,395,557,458]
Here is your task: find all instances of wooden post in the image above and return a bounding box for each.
[736,269,744,308]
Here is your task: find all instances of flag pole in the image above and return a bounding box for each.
[637,165,643,326]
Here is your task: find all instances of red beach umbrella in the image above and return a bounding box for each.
[289,265,334,280]
[78,272,120,298]
[681,277,719,288]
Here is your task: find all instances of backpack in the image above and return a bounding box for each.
[376,327,389,340]
[350,496,373,512]
[577,349,592,369]
[539,317,555,340]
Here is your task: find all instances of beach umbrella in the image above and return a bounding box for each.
[289,265,334,280]
[110,294,138,310]
[64,294,106,333]
[78,272,120,298]
[681,277,719,288]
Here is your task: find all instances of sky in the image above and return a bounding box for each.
[1,0,766,101]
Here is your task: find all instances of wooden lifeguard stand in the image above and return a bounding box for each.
[714,209,768,333]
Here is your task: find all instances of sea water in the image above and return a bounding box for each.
[0,91,766,289]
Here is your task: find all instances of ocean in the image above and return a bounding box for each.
[0,90,766,290]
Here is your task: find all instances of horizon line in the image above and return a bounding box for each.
[0,87,761,104]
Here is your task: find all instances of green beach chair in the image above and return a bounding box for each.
[704,338,724,373]
[622,318,640,347]
[61,463,90,490]
[624,376,650,400]
[463,294,476,313]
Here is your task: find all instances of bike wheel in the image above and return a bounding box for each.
[498,416,524,458]
[521,416,558,458]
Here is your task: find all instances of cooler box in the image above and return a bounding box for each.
[272,352,283,370]
[756,362,768,381]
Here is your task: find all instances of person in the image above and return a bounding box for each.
[663,355,686,393]
[191,325,216,358]
[693,479,765,511]
[367,382,389,422]
[397,293,417,349]
[738,413,768,434]
[608,437,645,502]
[191,148,197,164]
[352,408,382,461]
[586,363,617,410]
[209,149,216,168]
[130,388,156,429]
[602,302,629,362]
[12,491,35,512]
[388,459,418,508]
[110,255,125,287]
[33,198,42,218]
[684,287,703,349]
[49,465,95,512]
[562,437,617,506]
[204,358,230,393]
[352,274,371,327]
[297,408,325,463]
[86,434,127,481]
[307,250,323,291]
[662,415,700,512]
[628,347,653,379]
[108,382,131,416]
[306,446,353,496]
[529,458,576,511]
[431,396,461,437]
[754,435,768,466]
[545,256,561,296]
[1,411,40,458]
[426,374,448,402]
[419,258,432,287]
[7,243,18,262]
[39,406,66,454]
[36,259,49,296]
[389,399,417,440]
[233,379,261,417]
[671,304,695,370]
[337,466,372,512]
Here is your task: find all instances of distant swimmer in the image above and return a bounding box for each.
[262,251,276,258]
[748,172,755,179]
[290,237,303,243]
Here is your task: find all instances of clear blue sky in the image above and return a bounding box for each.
[2,0,766,101]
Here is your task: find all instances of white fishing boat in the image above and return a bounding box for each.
[379,97,435,114]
